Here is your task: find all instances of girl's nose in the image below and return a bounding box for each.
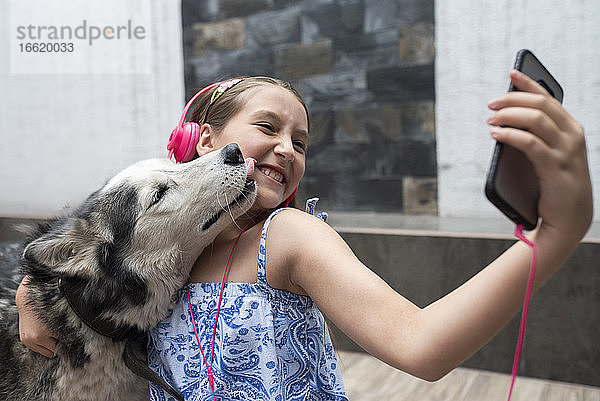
[275,136,294,162]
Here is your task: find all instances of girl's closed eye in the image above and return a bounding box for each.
[256,122,275,133]
[293,140,307,153]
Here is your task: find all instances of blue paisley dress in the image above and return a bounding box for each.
[148,205,348,401]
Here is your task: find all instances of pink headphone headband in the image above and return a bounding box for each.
[167,79,244,163]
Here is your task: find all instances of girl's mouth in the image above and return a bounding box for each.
[258,166,285,184]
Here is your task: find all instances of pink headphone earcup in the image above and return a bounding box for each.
[167,122,200,163]
[180,122,200,162]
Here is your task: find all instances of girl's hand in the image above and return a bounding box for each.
[15,276,57,358]
[487,70,593,242]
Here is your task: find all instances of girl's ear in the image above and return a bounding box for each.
[195,123,215,157]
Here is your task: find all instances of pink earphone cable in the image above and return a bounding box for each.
[186,218,255,400]
[507,223,537,401]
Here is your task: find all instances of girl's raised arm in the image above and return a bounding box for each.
[272,70,592,381]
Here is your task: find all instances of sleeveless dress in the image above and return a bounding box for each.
[148,206,348,401]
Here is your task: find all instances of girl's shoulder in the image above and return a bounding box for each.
[267,198,329,231]
[261,206,337,295]
[264,206,333,247]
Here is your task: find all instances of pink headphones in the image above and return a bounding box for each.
[167,79,244,163]
[166,79,297,207]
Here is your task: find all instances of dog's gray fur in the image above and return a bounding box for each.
[0,144,256,401]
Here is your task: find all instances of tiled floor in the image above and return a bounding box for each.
[338,351,600,401]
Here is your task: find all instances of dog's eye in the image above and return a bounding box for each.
[148,184,169,209]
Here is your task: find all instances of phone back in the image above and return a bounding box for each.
[485,49,563,230]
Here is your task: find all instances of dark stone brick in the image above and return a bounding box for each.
[221,48,276,77]
[298,175,404,212]
[367,64,435,102]
[305,141,435,179]
[398,23,435,66]
[336,0,365,32]
[188,48,275,97]
[297,176,338,211]
[181,12,205,100]
[402,176,437,214]
[336,176,405,212]
[364,0,434,32]
[399,101,435,141]
[305,143,366,177]
[401,140,436,176]
[308,110,335,148]
[219,0,272,19]
[334,103,402,144]
[333,29,398,71]
[295,71,371,112]
[183,30,196,100]
[301,0,364,42]
[246,8,301,48]
[188,53,226,96]
[354,177,405,211]
[272,0,299,8]
[330,101,434,145]
[192,18,245,57]
[181,0,218,25]
[274,39,333,79]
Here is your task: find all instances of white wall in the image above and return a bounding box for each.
[0,0,184,217]
[436,1,600,221]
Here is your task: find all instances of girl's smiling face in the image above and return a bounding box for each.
[196,84,309,210]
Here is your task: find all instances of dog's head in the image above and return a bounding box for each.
[22,144,256,331]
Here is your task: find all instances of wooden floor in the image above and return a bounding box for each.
[337,351,600,401]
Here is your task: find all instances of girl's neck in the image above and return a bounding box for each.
[213,209,268,244]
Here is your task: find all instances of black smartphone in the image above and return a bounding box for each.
[485,49,564,230]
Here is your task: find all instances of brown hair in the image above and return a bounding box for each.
[188,76,309,134]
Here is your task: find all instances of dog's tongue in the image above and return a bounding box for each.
[245,157,256,178]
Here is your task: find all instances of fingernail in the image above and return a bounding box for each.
[510,69,522,78]
[488,100,499,110]
[487,116,496,124]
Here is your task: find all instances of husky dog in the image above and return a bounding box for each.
[0,144,256,401]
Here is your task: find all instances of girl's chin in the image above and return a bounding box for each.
[252,191,288,210]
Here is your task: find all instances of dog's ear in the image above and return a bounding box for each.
[22,220,88,268]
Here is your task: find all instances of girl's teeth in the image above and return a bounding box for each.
[260,167,283,183]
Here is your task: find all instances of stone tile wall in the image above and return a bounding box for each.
[182,0,435,213]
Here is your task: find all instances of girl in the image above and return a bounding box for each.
[16,73,593,400]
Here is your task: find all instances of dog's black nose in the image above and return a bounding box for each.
[223,143,244,165]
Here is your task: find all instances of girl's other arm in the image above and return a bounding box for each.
[15,276,57,358]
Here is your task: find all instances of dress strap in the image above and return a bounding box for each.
[256,198,328,285]
[256,208,289,285]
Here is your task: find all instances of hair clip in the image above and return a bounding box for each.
[211,79,243,103]
[202,78,244,124]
